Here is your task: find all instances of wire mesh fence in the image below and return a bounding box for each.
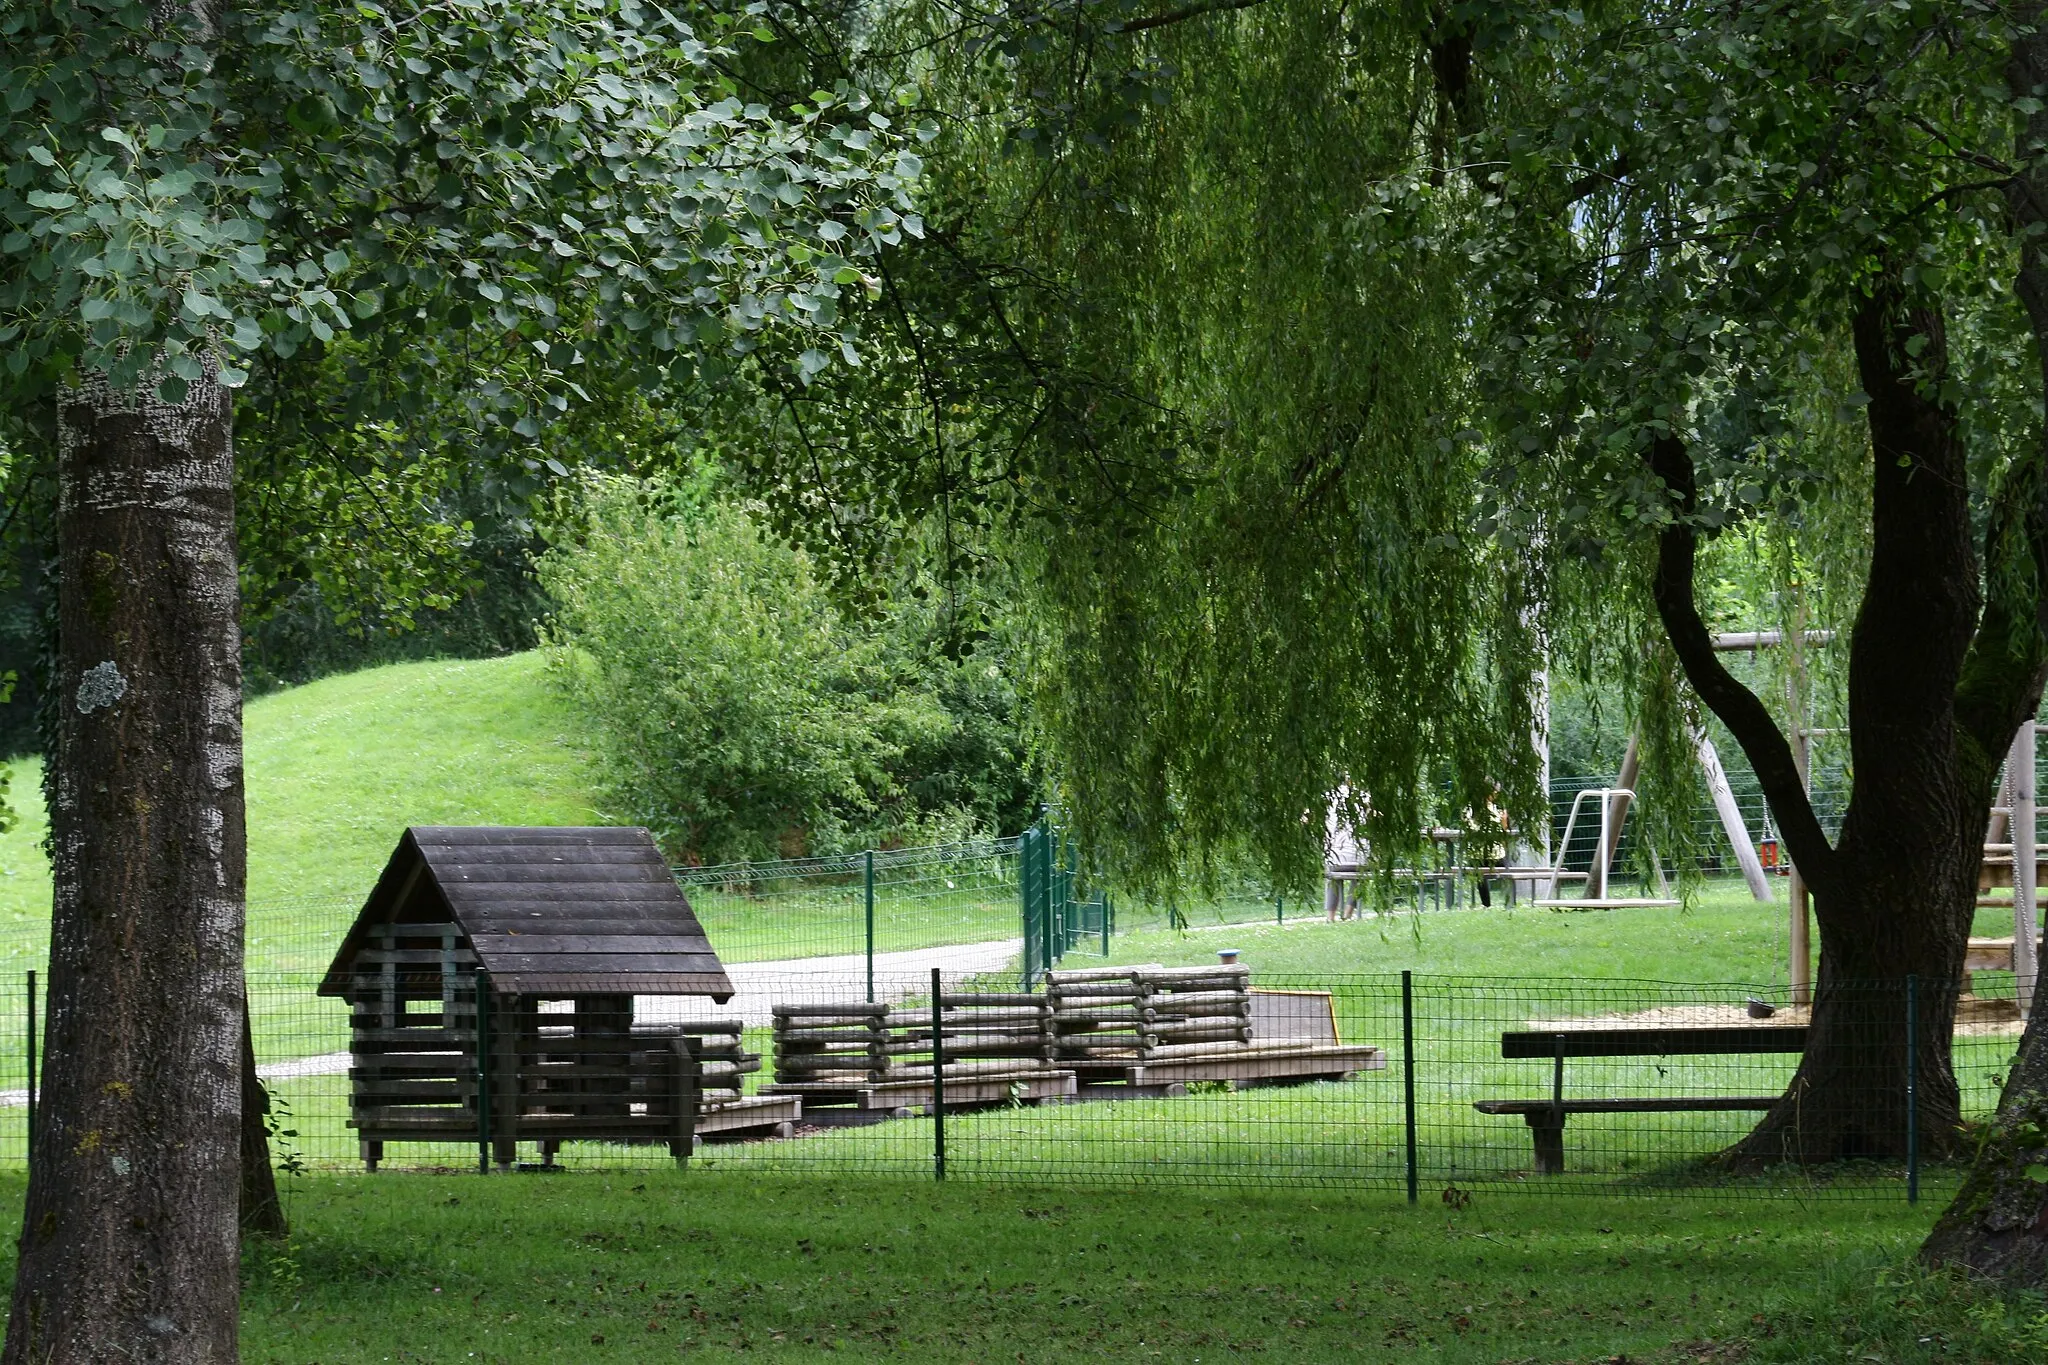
[0,967,2002,1198]
[674,837,1026,966]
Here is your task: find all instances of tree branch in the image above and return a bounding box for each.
[1647,435,1838,891]
[1112,0,1268,35]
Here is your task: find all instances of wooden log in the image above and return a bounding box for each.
[1141,1040,1312,1059]
[773,1003,888,1018]
[936,1008,1051,1026]
[1143,1000,1249,1021]
[773,1065,879,1080]
[1048,1007,1144,1024]
[938,993,1046,1007]
[1144,1023,1250,1043]
[1137,989,1246,1009]
[773,1055,881,1070]
[1139,965,1249,981]
[889,1058,1059,1078]
[774,1021,885,1035]
[1047,982,1151,999]
[773,1035,880,1049]
[935,1032,1046,1049]
[698,1058,761,1076]
[1046,965,1159,983]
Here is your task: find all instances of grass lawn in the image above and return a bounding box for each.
[0,652,603,978]
[0,651,1019,982]
[1090,881,2032,992]
[34,1172,1998,1362]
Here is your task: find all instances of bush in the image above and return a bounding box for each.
[537,476,1031,863]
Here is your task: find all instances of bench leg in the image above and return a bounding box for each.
[1524,1112,1565,1174]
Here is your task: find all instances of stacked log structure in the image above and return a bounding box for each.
[772,1003,893,1083]
[1046,964,1254,1063]
[644,1021,760,1103]
[773,997,1054,1083]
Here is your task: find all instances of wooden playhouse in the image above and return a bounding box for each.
[319,826,794,1170]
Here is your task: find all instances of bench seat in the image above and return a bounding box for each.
[1474,1096,1780,1173]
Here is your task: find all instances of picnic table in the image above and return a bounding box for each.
[1473,1024,1806,1173]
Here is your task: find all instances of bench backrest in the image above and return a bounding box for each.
[1500,1025,1808,1060]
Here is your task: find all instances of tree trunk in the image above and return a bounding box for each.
[1648,278,2038,1166]
[4,372,245,1363]
[1918,6,2048,1280]
[1923,1006,2048,1283]
[239,1003,285,1238]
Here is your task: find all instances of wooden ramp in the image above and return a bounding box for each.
[697,1094,801,1139]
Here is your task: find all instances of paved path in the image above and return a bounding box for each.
[2,937,1028,1100]
[641,937,1026,1028]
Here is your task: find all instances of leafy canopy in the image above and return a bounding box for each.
[0,0,926,422]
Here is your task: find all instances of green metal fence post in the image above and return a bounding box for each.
[1276,893,1283,926]
[1402,970,1418,1205]
[930,967,946,1181]
[475,969,493,1176]
[25,969,36,1168]
[1039,823,1055,977]
[1019,828,1036,989]
[1101,891,1111,957]
[1906,974,1919,1204]
[864,850,876,1004]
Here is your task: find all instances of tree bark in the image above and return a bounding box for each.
[1647,277,2034,1164]
[4,371,245,1363]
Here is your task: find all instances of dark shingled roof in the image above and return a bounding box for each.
[318,826,734,1001]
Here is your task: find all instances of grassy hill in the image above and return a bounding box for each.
[0,651,603,975]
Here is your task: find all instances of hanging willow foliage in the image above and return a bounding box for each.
[726,1,2044,906]
[988,6,1545,894]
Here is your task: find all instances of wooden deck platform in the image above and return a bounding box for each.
[1072,1044,1385,1094]
[763,1068,1077,1113]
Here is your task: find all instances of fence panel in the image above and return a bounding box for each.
[177,969,2019,1201]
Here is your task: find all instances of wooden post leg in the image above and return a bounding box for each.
[361,1139,382,1173]
[492,993,523,1171]
[1526,1111,1566,1174]
[671,1036,703,1168]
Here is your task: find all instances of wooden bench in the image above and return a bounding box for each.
[1473,1025,1807,1174]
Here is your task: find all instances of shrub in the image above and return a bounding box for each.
[537,476,1030,862]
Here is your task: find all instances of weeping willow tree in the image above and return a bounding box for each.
[726,0,2048,1268]
[736,1,1549,891]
